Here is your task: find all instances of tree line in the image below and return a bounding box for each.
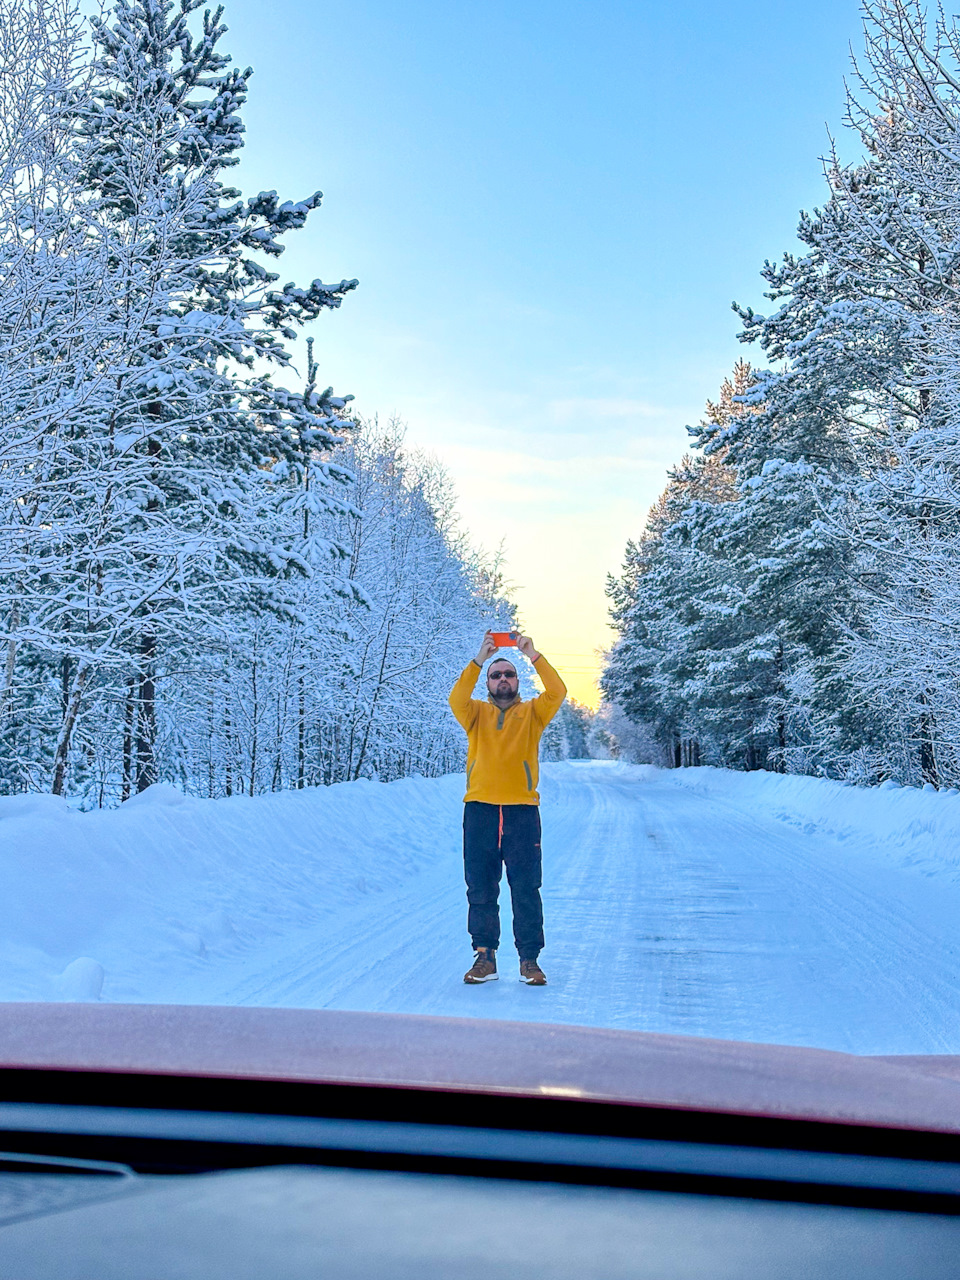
[604,0,960,788]
[0,0,517,802]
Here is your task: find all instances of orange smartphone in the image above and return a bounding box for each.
[490,631,519,647]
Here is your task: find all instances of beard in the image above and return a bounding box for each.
[489,683,516,706]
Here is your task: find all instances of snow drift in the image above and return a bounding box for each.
[658,766,960,882]
[0,774,464,1004]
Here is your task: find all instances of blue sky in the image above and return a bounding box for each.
[221,0,864,703]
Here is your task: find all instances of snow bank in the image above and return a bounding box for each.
[655,765,960,881]
[6,762,960,1022]
[0,775,464,1003]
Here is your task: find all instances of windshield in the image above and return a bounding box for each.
[3,0,960,1074]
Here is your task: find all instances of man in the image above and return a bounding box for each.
[448,632,567,986]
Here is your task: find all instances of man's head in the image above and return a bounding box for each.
[486,659,519,708]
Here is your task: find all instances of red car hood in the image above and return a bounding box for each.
[1,1003,959,1135]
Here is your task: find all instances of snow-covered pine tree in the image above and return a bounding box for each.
[603,370,745,767]
[684,43,938,780]
[541,699,593,761]
[817,0,960,785]
[606,349,863,774]
[0,0,359,797]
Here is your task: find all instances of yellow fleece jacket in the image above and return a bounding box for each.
[448,656,567,805]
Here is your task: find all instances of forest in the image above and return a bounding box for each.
[0,0,553,803]
[8,0,958,801]
[604,0,960,789]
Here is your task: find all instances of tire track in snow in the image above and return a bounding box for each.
[195,763,960,1053]
[640,776,960,1052]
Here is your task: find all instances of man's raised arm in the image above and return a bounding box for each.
[517,635,567,726]
[448,632,497,730]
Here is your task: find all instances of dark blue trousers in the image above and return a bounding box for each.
[463,801,543,960]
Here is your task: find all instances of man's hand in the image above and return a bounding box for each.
[517,634,541,663]
[474,632,498,666]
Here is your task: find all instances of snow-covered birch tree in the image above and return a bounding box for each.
[146,420,516,796]
[0,0,103,789]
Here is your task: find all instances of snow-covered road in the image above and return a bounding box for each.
[7,760,960,1055]
[173,763,960,1055]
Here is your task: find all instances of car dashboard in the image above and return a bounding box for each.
[1,1005,959,1278]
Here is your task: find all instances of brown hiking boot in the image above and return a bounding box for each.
[519,959,547,986]
[464,947,498,984]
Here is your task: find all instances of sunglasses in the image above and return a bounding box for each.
[488,670,517,680]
